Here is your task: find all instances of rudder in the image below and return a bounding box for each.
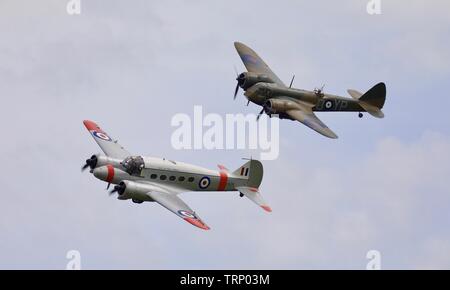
[359,82,386,109]
[232,159,264,188]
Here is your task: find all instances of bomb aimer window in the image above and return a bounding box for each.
[122,156,145,176]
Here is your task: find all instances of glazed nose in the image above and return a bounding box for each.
[93,165,115,183]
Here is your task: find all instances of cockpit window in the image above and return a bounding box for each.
[121,156,145,176]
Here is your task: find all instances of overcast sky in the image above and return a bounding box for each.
[1,0,449,269]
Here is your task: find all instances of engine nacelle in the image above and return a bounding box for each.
[95,155,122,168]
[264,98,301,114]
[237,72,274,90]
[93,166,129,184]
[114,180,154,201]
[84,154,123,171]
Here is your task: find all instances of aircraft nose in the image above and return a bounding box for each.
[93,165,115,183]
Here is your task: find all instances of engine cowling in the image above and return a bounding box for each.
[264,98,301,114]
[237,72,274,90]
[83,154,122,171]
[93,165,129,184]
[112,181,154,201]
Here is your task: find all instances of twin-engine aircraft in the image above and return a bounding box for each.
[82,120,270,230]
[234,42,387,139]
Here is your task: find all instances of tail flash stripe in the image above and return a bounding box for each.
[218,171,228,191]
[240,167,245,176]
[245,168,249,176]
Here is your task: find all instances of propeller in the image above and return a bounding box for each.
[109,182,125,196]
[81,155,98,172]
[256,101,272,121]
[256,107,265,121]
[234,82,240,99]
[234,73,246,100]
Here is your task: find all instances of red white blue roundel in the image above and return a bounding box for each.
[178,210,196,219]
[199,176,210,189]
[93,131,112,141]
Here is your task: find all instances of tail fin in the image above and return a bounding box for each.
[348,82,386,118]
[232,159,264,188]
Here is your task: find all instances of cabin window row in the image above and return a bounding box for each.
[150,174,195,183]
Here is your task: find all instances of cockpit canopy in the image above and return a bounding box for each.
[121,156,145,176]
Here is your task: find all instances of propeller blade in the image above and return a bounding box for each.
[109,188,118,196]
[234,82,240,99]
[81,163,89,172]
[106,183,111,190]
[256,107,265,121]
[109,185,119,195]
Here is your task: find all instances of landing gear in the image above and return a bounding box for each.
[239,193,244,197]
[132,199,144,204]
[358,112,363,118]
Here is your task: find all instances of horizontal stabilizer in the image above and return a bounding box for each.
[347,89,363,100]
[236,186,271,213]
[359,103,385,118]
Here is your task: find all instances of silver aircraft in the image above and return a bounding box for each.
[233,42,387,139]
[82,120,270,230]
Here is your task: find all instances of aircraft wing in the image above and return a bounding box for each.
[83,120,131,159]
[285,104,338,139]
[147,189,210,230]
[234,42,285,86]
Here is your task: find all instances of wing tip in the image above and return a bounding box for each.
[234,41,251,52]
[83,120,99,131]
[325,129,338,139]
[184,217,210,230]
[261,205,272,213]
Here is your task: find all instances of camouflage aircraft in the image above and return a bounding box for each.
[82,120,269,230]
[233,42,386,139]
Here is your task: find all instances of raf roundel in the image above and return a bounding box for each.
[198,176,211,189]
[178,210,196,219]
[93,131,112,141]
[324,100,333,110]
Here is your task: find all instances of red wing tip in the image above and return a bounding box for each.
[83,120,99,130]
[261,205,272,213]
[184,218,210,230]
[83,120,106,134]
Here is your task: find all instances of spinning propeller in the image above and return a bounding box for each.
[234,73,246,100]
[109,182,125,196]
[81,155,98,172]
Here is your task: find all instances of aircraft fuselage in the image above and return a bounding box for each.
[244,82,365,112]
[91,155,249,198]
